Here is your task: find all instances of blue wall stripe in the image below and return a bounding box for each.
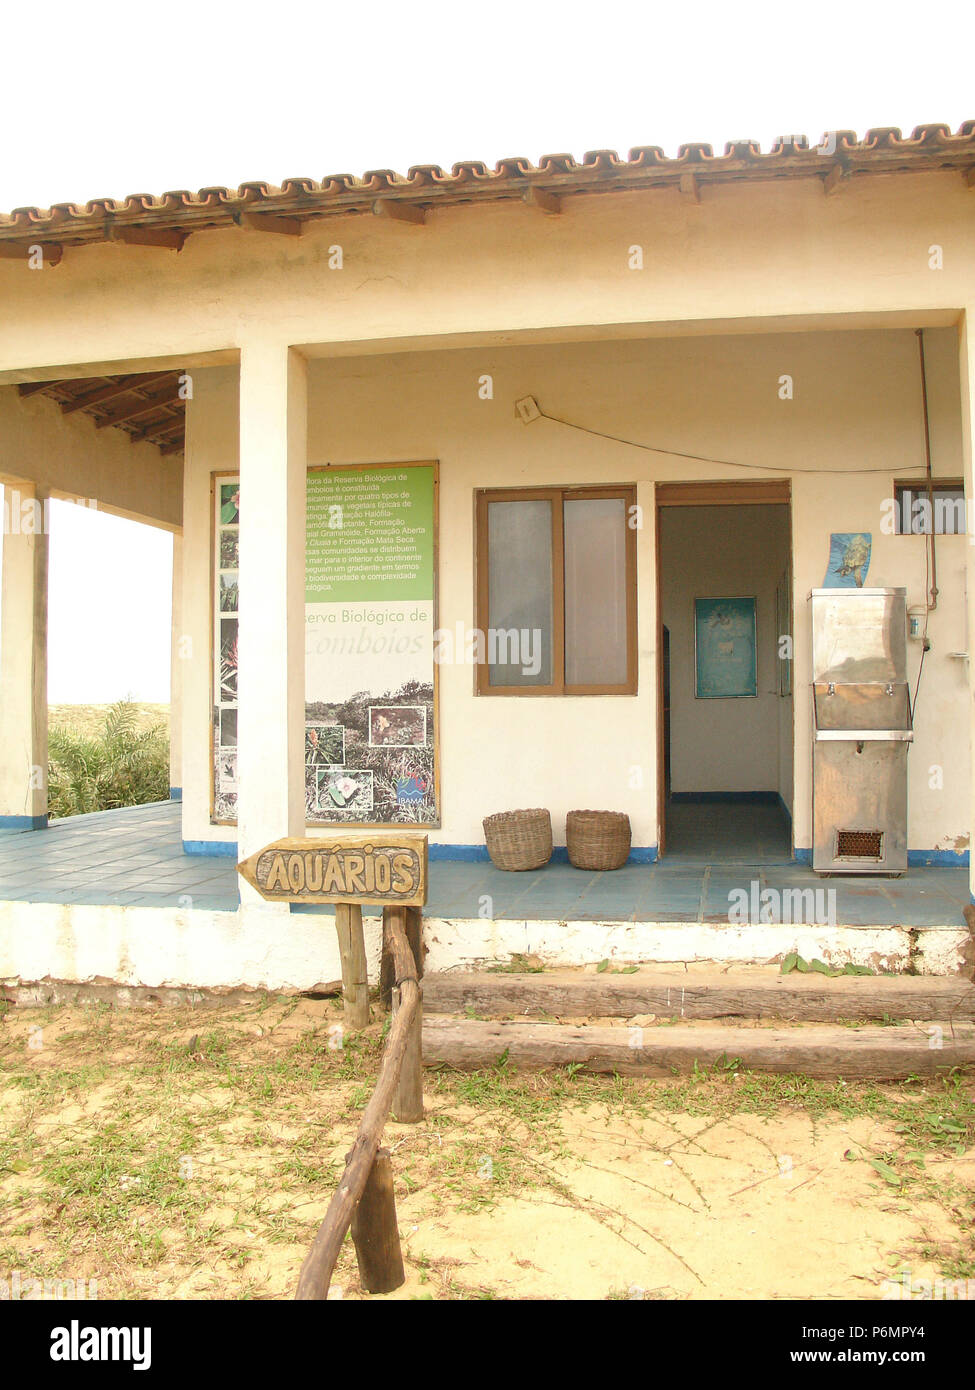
[793,846,967,867]
[180,838,960,869]
[183,840,238,857]
[183,839,659,864]
[0,814,48,830]
[907,849,970,866]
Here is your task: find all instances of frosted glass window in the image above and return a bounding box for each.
[564,497,628,686]
[486,500,553,686]
[476,486,635,695]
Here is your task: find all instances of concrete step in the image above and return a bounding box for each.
[422,969,975,1023]
[422,1014,975,1081]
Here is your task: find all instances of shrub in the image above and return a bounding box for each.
[48,701,170,818]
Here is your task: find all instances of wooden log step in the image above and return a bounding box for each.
[422,970,975,1023]
[422,1016,975,1081]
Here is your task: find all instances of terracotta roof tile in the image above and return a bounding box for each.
[1,123,973,249]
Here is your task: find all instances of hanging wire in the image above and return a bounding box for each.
[535,407,928,475]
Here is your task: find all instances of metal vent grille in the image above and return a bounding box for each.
[836,830,883,859]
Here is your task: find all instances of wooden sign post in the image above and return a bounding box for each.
[238,832,428,1031]
[244,833,429,1298]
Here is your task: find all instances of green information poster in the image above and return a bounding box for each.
[306,466,434,604]
[304,463,438,825]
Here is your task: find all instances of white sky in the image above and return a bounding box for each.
[1,1,972,702]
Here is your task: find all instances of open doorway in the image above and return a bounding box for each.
[656,482,793,863]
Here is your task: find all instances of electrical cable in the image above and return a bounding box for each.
[535,407,929,476]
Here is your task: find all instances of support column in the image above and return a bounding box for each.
[169,530,183,801]
[0,481,49,828]
[236,344,307,886]
[959,310,975,903]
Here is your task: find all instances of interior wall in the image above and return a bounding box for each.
[660,504,789,796]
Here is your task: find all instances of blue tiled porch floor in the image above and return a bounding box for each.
[0,800,970,927]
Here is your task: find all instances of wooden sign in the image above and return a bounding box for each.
[238,832,428,907]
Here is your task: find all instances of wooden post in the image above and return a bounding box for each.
[392,977,423,1122]
[349,1146,405,1294]
[380,904,423,1009]
[334,903,370,1029]
[384,905,424,1123]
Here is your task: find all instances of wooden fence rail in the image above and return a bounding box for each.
[295,904,423,1300]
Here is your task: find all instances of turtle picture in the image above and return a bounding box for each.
[837,534,870,587]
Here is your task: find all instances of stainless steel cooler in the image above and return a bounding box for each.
[810,587,914,875]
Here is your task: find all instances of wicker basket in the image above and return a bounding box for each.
[482,808,553,871]
[565,810,631,871]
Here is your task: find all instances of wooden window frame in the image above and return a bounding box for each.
[474,484,638,696]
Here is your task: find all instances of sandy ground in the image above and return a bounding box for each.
[0,998,972,1300]
[384,1105,969,1301]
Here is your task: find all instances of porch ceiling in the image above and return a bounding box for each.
[16,370,185,456]
[0,123,973,263]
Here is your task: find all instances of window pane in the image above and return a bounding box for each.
[564,497,628,686]
[487,500,553,686]
[895,485,966,535]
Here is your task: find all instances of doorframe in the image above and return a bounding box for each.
[654,479,793,859]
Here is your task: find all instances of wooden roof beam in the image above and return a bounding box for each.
[679,172,701,203]
[372,198,425,225]
[109,227,189,252]
[522,186,562,215]
[95,386,183,429]
[61,372,175,415]
[17,381,62,397]
[823,161,849,195]
[0,242,63,265]
[129,415,184,445]
[159,438,185,456]
[239,212,303,236]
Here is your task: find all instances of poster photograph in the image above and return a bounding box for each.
[219,573,238,612]
[369,705,427,748]
[219,708,237,748]
[219,530,239,570]
[218,752,237,793]
[219,618,238,702]
[314,767,375,816]
[305,723,345,765]
[219,483,240,525]
[694,596,757,699]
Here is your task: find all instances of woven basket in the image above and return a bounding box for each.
[483,808,553,871]
[565,810,631,871]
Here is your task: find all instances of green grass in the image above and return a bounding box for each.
[1,999,972,1298]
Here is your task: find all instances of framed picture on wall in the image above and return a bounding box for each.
[694,596,758,698]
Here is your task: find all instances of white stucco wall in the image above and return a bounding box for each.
[179,324,968,857]
[0,899,968,989]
